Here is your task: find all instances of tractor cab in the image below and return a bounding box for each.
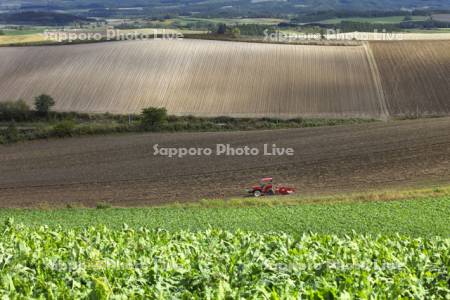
[259,178,273,192]
[249,177,274,197]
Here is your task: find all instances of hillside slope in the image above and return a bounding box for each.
[0,40,386,118]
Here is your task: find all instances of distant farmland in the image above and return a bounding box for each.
[432,14,450,22]
[0,39,448,119]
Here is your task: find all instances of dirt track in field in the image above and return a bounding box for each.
[0,118,449,207]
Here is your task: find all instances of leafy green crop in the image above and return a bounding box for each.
[0,221,448,299]
[1,197,449,237]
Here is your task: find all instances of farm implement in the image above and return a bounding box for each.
[248,178,295,197]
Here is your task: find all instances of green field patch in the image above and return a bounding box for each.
[176,17,286,25]
[1,196,449,237]
[2,28,45,35]
[318,15,428,24]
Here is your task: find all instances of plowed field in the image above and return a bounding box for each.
[0,39,387,118]
[370,40,450,117]
[0,118,449,207]
[1,39,448,119]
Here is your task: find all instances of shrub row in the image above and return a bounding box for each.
[1,100,376,144]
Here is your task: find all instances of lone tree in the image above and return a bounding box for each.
[34,94,55,116]
[141,107,167,130]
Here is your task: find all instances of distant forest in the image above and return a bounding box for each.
[0,0,449,29]
[0,11,91,25]
[0,0,449,19]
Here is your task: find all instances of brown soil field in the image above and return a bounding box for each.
[432,14,450,22]
[0,39,386,119]
[370,40,450,117]
[1,39,448,119]
[0,118,449,207]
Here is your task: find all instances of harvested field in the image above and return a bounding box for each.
[370,40,450,117]
[432,14,450,22]
[0,39,386,119]
[327,32,450,40]
[0,118,449,207]
[0,33,46,45]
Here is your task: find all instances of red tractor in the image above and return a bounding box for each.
[248,178,295,197]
